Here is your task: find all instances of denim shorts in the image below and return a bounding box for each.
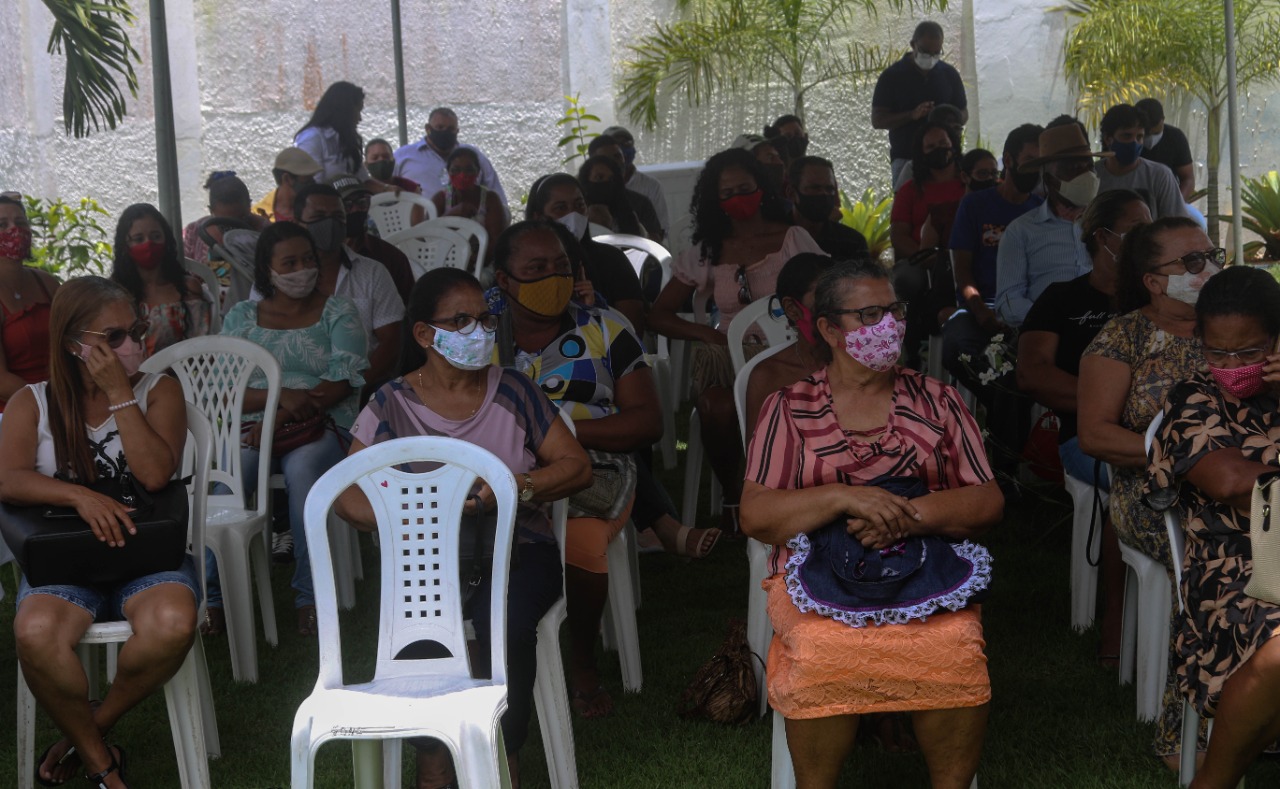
[16,555,201,622]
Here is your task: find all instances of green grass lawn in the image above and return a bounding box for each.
[3,440,1280,787]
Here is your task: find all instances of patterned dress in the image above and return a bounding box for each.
[746,366,994,718]
[1146,374,1280,718]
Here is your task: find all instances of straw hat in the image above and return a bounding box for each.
[1018,124,1112,173]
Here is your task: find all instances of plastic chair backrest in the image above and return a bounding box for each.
[593,234,672,280]
[369,192,438,239]
[1144,411,1186,613]
[181,403,215,610]
[141,336,282,516]
[182,257,223,333]
[386,222,473,279]
[732,341,795,447]
[727,297,795,375]
[304,436,517,688]
[429,216,489,275]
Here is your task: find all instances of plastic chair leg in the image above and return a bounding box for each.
[626,521,641,610]
[253,528,280,647]
[164,648,211,789]
[328,512,357,611]
[1064,475,1105,632]
[351,739,383,789]
[1119,564,1138,687]
[771,710,795,789]
[17,664,35,789]
[383,738,403,789]
[1179,698,1198,786]
[192,637,221,759]
[533,606,578,789]
[746,539,772,717]
[653,358,678,471]
[1118,543,1171,721]
[682,410,704,526]
[605,528,643,693]
[208,531,261,683]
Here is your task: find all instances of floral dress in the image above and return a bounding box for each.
[1146,374,1280,718]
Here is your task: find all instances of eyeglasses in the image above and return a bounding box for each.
[1150,247,1226,275]
[825,301,909,326]
[736,267,753,305]
[1203,346,1271,366]
[80,320,150,348]
[430,312,498,335]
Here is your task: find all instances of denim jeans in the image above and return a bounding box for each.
[1059,435,1111,492]
[205,428,348,609]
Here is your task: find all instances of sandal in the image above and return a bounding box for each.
[570,684,614,719]
[35,741,79,786]
[297,605,318,637]
[200,606,225,637]
[414,739,457,789]
[85,745,126,789]
[674,524,721,559]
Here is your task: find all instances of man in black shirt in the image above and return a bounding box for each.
[786,156,870,261]
[1136,98,1195,201]
[871,20,968,185]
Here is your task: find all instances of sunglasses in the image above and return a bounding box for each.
[80,320,149,349]
[1150,247,1226,275]
[736,266,753,305]
[825,301,909,326]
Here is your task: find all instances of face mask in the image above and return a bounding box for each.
[1056,170,1100,208]
[914,52,939,71]
[1210,362,1266,400]
[82,337,145,377]
[1165,263,1220,305]
[129,240,165,270]
[763,163,786,193]
[507,273,573,317]
[1146,131,1164,149]
[1110,139,1143,167]
[786,136,810,159]
[968,178,997,192]
[346,211,369,239]
[925,148,953,170]
[271,267,319,300]
[307,217,346,253]
[583,180,624,206]
[367,160,394,182]
[428,128,458,151]
[792,301,818,345]
[431,323,495,371]
[842,313,905,372]
[721,189,763,221]
[450,172,478,192]
[795,194,836,223]
[621,145,637,165]
[1011,169,1040,194]
[554,211,589,240]
[0,225,33,261]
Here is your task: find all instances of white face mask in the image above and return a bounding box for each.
[555,211,588,240]
[431,323,495,371]
[1056,170,1100,208]
[1146,131,1164,149]
[1165,264,1221,305]
[914,52,939,71]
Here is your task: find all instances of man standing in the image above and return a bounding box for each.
[601,125,671,238]
[1095,103,1187,220]
[1135,98,1195,201]
[871,21,968,185]
[786,156,869,260]
[392,107,507,206]
[252,147,321,222]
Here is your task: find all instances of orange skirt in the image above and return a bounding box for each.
[564,497,634,574]
[764,575,991,719]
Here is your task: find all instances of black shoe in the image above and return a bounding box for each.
[272,531,295,563]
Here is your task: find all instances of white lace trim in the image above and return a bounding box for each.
[783,533,992,628]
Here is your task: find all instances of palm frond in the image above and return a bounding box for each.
[43,0,140,138]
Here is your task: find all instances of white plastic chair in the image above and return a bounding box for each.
[369,191,438,239]
[17,405,220,789]
[386,221,474,279]
[183,257,223,334]
[430,216,489,277]
[141,337,281,683]
[1063,471,1110,632]
[290,436,517,789]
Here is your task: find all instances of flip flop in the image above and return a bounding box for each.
[34,741,78,786]
[674,525,722,559]
[85,745,126,789]
[200,606,226,637]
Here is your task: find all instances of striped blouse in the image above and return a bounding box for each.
[746,366,993,573]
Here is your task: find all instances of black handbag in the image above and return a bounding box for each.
[0,473,190,588]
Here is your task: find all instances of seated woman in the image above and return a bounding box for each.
[3,276,193,789]
[429,146,509,264]
[648,148,823,531]
[1147,265,1280,789]
[110,203,216,355]
[1078,215,1218,765]
[0,193,60,411]
[493,220,664,716]
[337,267,591,789]
[741,260,1002,789]
[577,154,659,241]
[218,221,367,636]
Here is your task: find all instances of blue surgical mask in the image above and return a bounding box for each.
[1110,140,1143,167]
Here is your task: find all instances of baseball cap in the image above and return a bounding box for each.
[327,173,370,200]
[732,133,771,152]
[602,126,634,145]
[273,147,322,177]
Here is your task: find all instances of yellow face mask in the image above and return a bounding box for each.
[508,273,573,317]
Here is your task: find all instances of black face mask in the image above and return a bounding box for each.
[795,193,836,223]
[967,179,997,192]
[366,160,394,182]
[925,148,953,170]
[1011,169,1040,194]
[427,128,457,151]
[346,211,369,239]
[583,180,626,207]
[785,136,810,159]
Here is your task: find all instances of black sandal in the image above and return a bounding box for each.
[34,741,78,786]
[85,746,125,789]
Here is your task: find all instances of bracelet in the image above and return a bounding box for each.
[108,398,139,413]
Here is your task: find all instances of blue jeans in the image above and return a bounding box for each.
[205,428,348,609]
[1060,435,1110,492]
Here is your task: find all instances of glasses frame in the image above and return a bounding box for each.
[824,301,909,327]
[80,319,150,349]
[1202,345,1271,366]
[1150,247,1226,275]
[429,312,499,335]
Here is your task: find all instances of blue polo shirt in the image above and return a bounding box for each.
[993,200,1092,327]
[871,54,968,161]
[949,188,1043,303]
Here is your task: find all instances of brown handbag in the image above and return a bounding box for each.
[243,414,345,460]
[677,619,760,726]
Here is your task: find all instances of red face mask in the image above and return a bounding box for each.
[792,301,818,345]
[450,172,478,192]
[1210,362,1266,399]
[721,189,763,221]
[129,240,165,270]
[0,225,32,261]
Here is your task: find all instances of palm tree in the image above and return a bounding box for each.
[42,0,140,138]
[619,0,947,131]
[1058,0,1280,245]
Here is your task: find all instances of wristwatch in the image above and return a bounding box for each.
[520,472,535,502]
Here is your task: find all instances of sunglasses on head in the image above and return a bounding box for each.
[80,320,149,349]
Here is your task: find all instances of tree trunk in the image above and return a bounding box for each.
[1206,101,1222,248]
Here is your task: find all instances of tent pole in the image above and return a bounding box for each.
[1224,0,1243,263]
[150,0,181,230]
[392,0,408,147]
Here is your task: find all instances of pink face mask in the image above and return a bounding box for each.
[793,301,817,345]
[1210,362,1266,399]
[78,337,146,377]
[843,313,905,372]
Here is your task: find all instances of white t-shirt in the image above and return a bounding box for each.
[293,127,370,183]
[29,373,167,479]
[1095,158,1188,221]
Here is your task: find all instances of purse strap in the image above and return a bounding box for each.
[462,494,486,599]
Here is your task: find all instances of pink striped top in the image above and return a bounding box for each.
[746,366,993,574]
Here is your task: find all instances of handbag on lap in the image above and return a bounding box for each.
[1245,469,1280,604]
[567,449,636,521]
